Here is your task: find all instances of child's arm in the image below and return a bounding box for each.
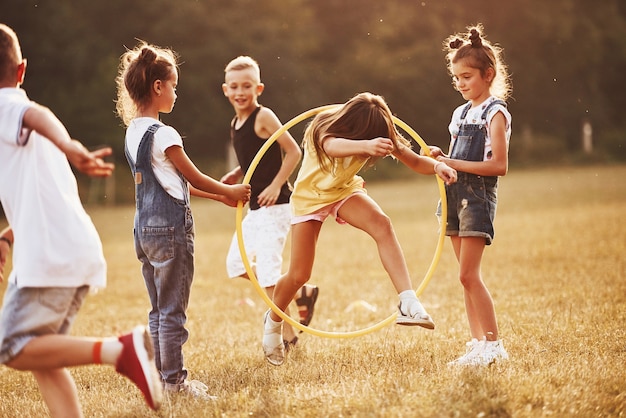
[323,136,394,159]
[436,112,508,177]
[22,104,114,177]
[189,186,239,207]
[166,145,251,204]
[255,108,302,206]
[0,227,13,283]
[394,143,457,185]
[220,166,243,185]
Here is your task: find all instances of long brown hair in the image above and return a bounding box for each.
[303,92,410,173]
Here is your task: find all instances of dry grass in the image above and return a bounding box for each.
[1,165,625,417]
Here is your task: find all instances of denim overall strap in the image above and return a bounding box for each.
[450,100,507,164]
[125,123,194,386]
[125,124,190,211]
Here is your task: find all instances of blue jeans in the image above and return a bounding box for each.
[126,124,194,386]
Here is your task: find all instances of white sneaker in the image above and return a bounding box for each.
[479,340,509,366]
[263,310,285,366]
[448,338,485,366]
[395,300,435,329]
[165,379,217,401]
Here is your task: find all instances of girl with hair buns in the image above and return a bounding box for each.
[428,24,512,366]
[262,92,457,366]
[115,42,250,398]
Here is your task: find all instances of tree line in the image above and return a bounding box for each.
[3,0,625,181]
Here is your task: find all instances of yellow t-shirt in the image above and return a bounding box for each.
[291,139,370,216]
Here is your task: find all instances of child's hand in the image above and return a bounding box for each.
[366,137,395,157]
[227,183,252,204]
[425,146,445,158]
[257,184,281,207]
[219,196,240,208]
[63,141,115,177]
[434,160,457,185]
[220,168,242,185]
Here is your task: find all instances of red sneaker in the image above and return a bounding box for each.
[115,326,163,410]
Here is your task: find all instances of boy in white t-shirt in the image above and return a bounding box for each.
[0,23,163,416]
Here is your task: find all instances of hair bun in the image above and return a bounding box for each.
[449,38,464,49]
[469,28,482,48]
[139,47,157,64]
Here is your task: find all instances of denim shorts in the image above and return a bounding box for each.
[0,283,89,364]
[437,173,498,245]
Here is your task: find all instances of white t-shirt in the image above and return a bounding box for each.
[0,88,106,288]
[448,96,512,161]
[125,117,186,200]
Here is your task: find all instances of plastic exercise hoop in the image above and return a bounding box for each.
[235,105,447,338]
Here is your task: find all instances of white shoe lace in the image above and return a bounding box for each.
[183,380,217,400]
[448,338,485,366]
[401,299,430,319]
[480,341,509,365]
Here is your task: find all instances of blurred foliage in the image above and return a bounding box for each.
[2,0,626,203]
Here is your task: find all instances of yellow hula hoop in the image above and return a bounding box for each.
[235,105,447,339]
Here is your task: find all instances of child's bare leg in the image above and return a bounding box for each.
[7,329,162,410]
[263,221,321,365]
[7,335,121,370]
[264,286,296,341]
[452,236,498,340]
[338,195,433,327]
[270,221,321,322]
[337,194,412,292]
[32,368,82,418]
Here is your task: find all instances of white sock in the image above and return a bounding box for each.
[399,290,416,303]
[265,313,283,330]
[101,338,123,365]
[263,313,283,348]
[398,290,426,317]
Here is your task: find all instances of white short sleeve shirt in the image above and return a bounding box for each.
[448,96,512,161]
[0,88,106,288]
[124,117,186,200]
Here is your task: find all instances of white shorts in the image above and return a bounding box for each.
[226,203,291,287]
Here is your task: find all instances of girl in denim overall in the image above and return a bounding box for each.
[430,25,512,366]
[115,42,250,397]
[125,124,194,391]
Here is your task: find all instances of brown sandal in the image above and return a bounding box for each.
[295,285,319,327]
[283,336,298,352]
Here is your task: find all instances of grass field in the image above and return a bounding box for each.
[1,165,625,417]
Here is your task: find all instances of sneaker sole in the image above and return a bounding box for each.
[395,317,435,329]
[264,351,285,366]
[134,326,163,410]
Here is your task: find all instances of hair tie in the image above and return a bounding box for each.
[449,38,464,49]
[469,29,483,48]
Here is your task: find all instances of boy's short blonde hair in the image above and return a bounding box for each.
[224,56,261,82]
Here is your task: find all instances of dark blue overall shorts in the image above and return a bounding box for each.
[443,100,506,245]
[125,123,194,387]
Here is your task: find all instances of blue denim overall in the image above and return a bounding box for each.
[125,124,194,387]
[444,100,506,245]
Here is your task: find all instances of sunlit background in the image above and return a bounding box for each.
[3,0,625,203]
